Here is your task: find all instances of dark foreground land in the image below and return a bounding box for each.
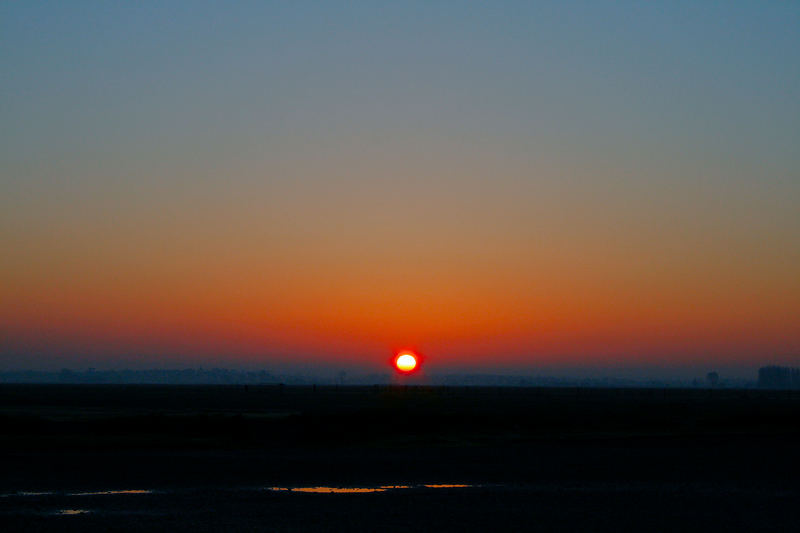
[1,384,799,531]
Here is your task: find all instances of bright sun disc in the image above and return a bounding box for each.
[395,353,418,372]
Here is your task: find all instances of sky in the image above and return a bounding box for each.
[1,1,798,378]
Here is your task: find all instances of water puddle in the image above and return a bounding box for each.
[265,484,474,493]
[274,487,388,493]
[0,489,152,499]
[55,509,91,515]
[68,490,152,496]
[3,484,474,505]
[0,491,55,497]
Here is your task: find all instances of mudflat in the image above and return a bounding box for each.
[1,385,798,531]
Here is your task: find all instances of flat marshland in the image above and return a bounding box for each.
[1,385,798,531]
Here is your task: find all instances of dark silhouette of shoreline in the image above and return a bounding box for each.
[1,383,799,531]
[0,367,761,388]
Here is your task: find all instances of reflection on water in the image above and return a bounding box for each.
[266,487,388,493]
[56,509,90,515]
[1,489,152,499]
[5,484,473,504]
[68,490,152,496]
[296,487,387,493]
[266,484,473,494]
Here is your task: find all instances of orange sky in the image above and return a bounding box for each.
[2,3,799,376]
[2,162,798,374]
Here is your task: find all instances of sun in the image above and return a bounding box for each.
[394,352,418,373]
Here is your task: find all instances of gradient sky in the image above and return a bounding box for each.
[2,1,799,377]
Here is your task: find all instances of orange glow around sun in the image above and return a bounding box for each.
[394,352,418,373]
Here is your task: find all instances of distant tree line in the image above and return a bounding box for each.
[0,368,302,385]
[758,366,800,389]
[0,368,761,388]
